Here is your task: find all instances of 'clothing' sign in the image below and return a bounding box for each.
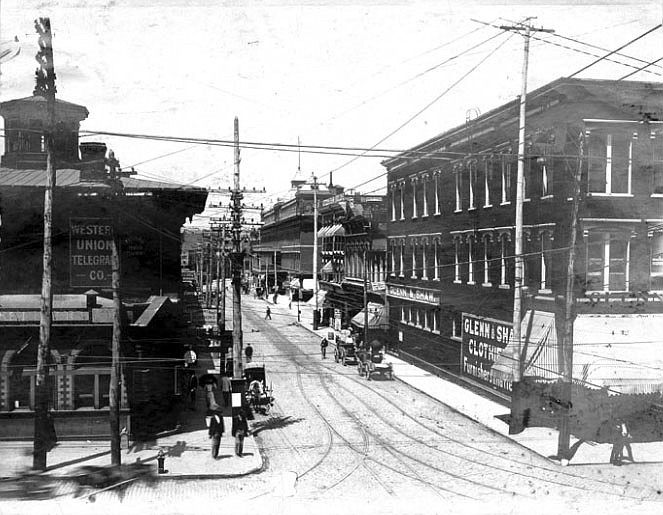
[70,218,114,288]
[461,313,513,395]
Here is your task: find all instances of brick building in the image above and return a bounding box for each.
[384,78,663,400]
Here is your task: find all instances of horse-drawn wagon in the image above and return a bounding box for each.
[244,365,274,415]
[356,341,393,380]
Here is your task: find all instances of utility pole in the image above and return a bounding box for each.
[310,174,319,330]
[33,17,57,471]
[198,245,204,303]
[500,19,554,382]
[557,134,584,462]
[107,151,122,466]
[231,117,244,378]
[273,249,277,293]
[207,239,213,308]
[363,247,369,347]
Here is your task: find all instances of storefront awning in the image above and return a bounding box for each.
[350,302,388,330]
[306,290,327,306]
[321,261,334,273]
[289,278,301,289]
[317,226,332,238]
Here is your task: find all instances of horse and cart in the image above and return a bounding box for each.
[329,331,393,380]
[244,365,274,415]
[356,342,393,380]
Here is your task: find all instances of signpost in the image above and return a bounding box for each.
[70,218,113,288]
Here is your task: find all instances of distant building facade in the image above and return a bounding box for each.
[317,192,389,341]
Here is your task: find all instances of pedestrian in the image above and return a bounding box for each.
[288,299,292,310]
[232,408,250,457]
[186,372,198,410]
[320,337,328,359]
[265,306,271,320]
[610,419,634,466]
[273,292,278,304]
[245,343,254,363]
[220,373,232,408]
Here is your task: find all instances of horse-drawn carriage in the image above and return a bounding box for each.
[334,333,358,366]
[244,365,274,415]
[356,341,393,380]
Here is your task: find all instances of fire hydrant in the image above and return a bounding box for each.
[157,449,166,474]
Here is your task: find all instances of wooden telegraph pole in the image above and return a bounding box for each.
[557,133,584,462]
[107,151,123,466]
[33,17,57,471]
[231,117,244,378]
[499,19,554,381]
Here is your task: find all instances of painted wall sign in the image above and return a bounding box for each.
[461,313,513,395]
[70,217,114,288]
[386,285,440,305]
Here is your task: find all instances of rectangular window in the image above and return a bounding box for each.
[421,244,428,280]
[434,174,441,215]
[422,179,429,217]
[468,238,475,284]
[483,237,492,286]
[588,130,632,194]
[433,241,440,280]
[411,244,417,279]
[412,181,418,219]
[540,233,552,291]
[390,245,396,276]
[451,312,462,339]
[399,244,404,276]
[500,235,510,288]
[651,232,663,290]
[455,170,462,211]
[454,239,461,282]
[391,190,397,221]
[501,157,512,204]
[542,159,553,197]
[400,187,405,220]
[468,162,477,209]
[484,160,492,207]
[652,132,663,195]
[433,310,440,333]
[586,230,630,291]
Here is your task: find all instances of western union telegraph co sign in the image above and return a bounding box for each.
[70,218,113,288]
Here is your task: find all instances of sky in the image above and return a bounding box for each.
[0,0,661,203]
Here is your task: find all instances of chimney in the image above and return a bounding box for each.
[79,142,108,181]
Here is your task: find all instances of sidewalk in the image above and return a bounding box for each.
[0,304,262,481]
[0,423,262,480]
[266,292,663,467]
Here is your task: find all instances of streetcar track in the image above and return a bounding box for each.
[246,301,660,504]
[306,362,509,500]
[326,364,660,502]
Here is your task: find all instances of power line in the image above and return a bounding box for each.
[567,24,663,79]
[322,31,516,182]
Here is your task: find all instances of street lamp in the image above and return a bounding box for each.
[310,173,319,330]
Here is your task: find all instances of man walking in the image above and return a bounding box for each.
[265,306,271,320]
[320,337,329,359]
[232,408,250,457]
[245,343,254,363]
